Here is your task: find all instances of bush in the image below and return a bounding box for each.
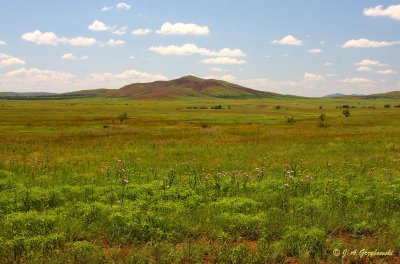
[342,109,350,117]
[384,104,391,108]
[117,112,128,124]
[287,116,295,124]
[282,227,327,262]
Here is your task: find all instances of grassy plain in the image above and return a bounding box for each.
[0,97,400,263]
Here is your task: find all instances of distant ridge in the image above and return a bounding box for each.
[66,75,282,99]
[323,91,400,99]
[0,92,56,97]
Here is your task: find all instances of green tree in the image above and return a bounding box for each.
[117,112,128,124]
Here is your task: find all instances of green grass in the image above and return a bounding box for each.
[0,97,399,263]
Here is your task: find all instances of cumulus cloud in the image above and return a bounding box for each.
[86,69,167,88]
[356,66,373,72]
[101,6,112,12]
[132,28,152,35]
[0,53,26,68]
[106,39,126,47]
[21,30,97,47]
[0,40,6,45]
[156,22,209,36]
[67,37,97,47]
[1,67,76,92]
[61,53,88,60]
[341,38,400,48]
[21,30,58,45]
[377,69,397,75]
[88,20,111,31]
[204,74,236,82]
[112,26,128,35]
[116,3,131,10]
[201,57,246,65]
[364,4,400,20]
[304,72,326,81]
[356,59,388,67]
[341,77,373,84]
[148,43,246,57]
[272,35,303,46]
[5,67,73,79]
[308,48,322,54]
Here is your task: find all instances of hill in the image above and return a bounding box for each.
[0,92,56,97]
[67,75,282,99]
[366,91,400,99]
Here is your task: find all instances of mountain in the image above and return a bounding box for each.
[66,75,282,99]
[324,93,365,98]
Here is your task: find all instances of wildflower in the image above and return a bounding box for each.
[289,176,294,180]
[122,179,129,184]
[283,183,289,188]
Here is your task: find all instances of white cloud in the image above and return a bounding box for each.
[61,53,88,60]
[106,39,126,47]
[204,74,236,82]
[112,26,128,35]
[364,4,400,20]
[156,22,209,36]
[88,20,111,31]
[356,59,388,67]
[21,30,58,45]
[116,3,131,10]
[0,53,26,68]
[86,69,167,88]
[377,69,397,75]
[201,57,246,65]
[210,67,225,72]
[341,77,373,84]
[62,53,76,60]
[356,66,373,72]
[325,62,332,66]
[132,28,152,35]
[101,6,112,12]
[326,73,336,77]
[148,43,246,57]
[1,67,75,92]
[67,37,97,47]
[0,40,6,45]
[308,48,322,54]
[272,35,303,46]
[341,38,400,48]
[129,56,135,60]
[304,72,326,81]
[21,30,96,47]
[4,67,74,83]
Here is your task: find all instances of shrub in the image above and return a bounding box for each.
[287,116,295,124]
[342,109,350,117]
[384,104,391,108]
[117,112,128,124]
[282,227,327,262]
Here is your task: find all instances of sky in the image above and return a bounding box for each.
[0,1,399,97]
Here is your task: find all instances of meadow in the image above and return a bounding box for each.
[0,97,399,263]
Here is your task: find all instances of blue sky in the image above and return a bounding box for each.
[0,1,399,96]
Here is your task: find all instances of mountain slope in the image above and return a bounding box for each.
[67,75,281,99]
[367,91,400,99]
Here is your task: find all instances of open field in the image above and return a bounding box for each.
[0,97,400,263]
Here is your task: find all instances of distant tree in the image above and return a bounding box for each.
[342,109,350,118]
[384,104,391,108]
[117,112,128,124]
